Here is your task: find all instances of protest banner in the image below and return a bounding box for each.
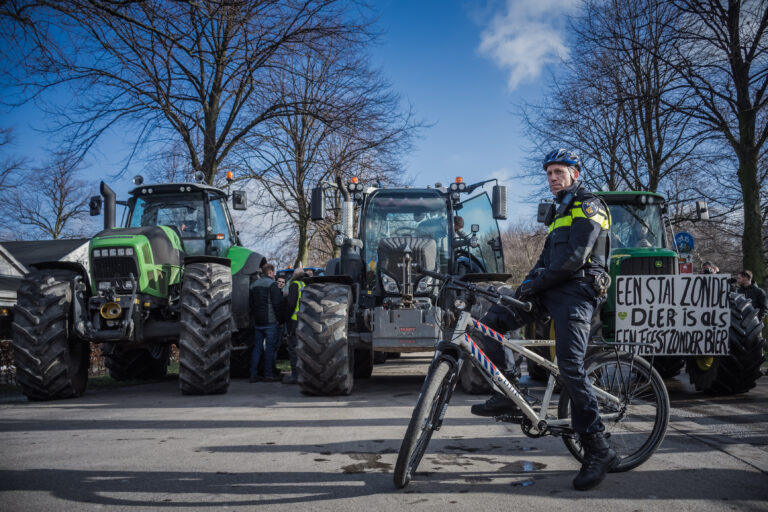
[614,274,730,356]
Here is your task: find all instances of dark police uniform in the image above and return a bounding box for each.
[478,179,610,434]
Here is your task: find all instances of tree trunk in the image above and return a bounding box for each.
[736,151,765,286]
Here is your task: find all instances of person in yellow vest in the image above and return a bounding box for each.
[281,269,306,384]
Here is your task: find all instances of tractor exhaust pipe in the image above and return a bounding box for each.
[101,181,116,229]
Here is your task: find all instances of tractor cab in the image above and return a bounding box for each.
[126,183,240,257]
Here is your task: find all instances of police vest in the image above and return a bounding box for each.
[290,281,306,321]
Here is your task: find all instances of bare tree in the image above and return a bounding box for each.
[521,0,702,203]
[501,221,548,283]
[1,0,370,184]
[665,0,768,285]
[2,152,92,240]
[238,44,419,267]
[0,127,25,192]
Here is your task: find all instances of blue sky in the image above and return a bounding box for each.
[2,0,577,223]
[370,0,578,220]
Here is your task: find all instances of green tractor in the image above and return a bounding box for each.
[12,174,266,400]
[297,177,509,395]
[527,191,764,394]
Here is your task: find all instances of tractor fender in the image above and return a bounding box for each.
[29,261,91,290]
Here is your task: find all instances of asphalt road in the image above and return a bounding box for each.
[1,355,767,512]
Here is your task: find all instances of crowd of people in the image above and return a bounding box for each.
[248,264,316,385]
[701,261,767,321]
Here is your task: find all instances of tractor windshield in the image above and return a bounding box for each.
[362,189,451,275]
[607,203,667,250]
[128,193,207,255]
[455,193,505,273]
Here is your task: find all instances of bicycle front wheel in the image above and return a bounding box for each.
[558,351,669,472]
[394,359,456,489]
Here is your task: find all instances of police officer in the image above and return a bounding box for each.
[471,149,616,491]
[281,269,307,384]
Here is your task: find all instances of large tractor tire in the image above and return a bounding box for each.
[12,269,90,400]
[178,262,232,395]
[296,283,353,395]
[354,347,374,379]
[458,281,515,394]
[102,344,170,381]
[686,292,765,394]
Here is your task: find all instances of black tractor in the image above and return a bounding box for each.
[296,177,509,395]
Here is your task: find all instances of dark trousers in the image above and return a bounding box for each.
[477,280,603,434]
[285,319,298,377]
[251,323,279,378]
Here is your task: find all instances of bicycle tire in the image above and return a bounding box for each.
[394,359,455,488]
[558,351,669,472]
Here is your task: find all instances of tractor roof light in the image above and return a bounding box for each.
[226,171,234,182]
[351,176,359,183]
[455,176,463,183]
[133,175,144,185]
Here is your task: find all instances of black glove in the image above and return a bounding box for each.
[517,279,535,298]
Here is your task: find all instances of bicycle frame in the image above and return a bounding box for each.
[445,310,626,436]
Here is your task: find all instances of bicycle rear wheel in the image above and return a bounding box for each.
[394,359,456,488]
[558,351,669,472]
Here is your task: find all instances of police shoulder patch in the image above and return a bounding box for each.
[581,198,600,218]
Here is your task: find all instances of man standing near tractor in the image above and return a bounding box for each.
[471,149,617,491]
[737,270,768,322]
[249,263,285,382]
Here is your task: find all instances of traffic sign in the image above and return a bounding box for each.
[674,231,695,253]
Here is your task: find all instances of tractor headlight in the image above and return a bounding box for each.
[415,276,433,294]
[125,247,134,256]
[117,248,125,256]
[92,249,101,258]
[98,281,112,291]
[381,273,399,294]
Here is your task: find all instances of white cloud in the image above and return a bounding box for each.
[478,0,579,90]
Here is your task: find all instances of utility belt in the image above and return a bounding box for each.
[572,268,611,298]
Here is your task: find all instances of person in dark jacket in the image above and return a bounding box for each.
[472,149,616,491]
[249,263,285,382]
[281,269,306,384]
[736,269,767,322]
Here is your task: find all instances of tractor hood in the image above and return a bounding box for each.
[89,225,184,297]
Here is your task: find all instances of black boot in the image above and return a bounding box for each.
[573,432,620,490]
[470,392,521,418]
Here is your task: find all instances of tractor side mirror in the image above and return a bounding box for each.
[232,190,247,210]
[695,200,709,221]
[311,187,325,221]
[492,185,507,220]
[89,195,102,216]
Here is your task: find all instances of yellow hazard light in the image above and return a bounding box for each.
[455,176,463,183]
[226,171,234,182]
[143,302,151,307]
[215,233,225,240]
[0,308,8,316]
[350,176,359,183]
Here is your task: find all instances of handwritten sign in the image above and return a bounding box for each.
[614,274,730,356]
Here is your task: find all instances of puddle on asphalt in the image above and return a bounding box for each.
[500,461,547,473]
[511,479,535,487]
[341,452,392,474]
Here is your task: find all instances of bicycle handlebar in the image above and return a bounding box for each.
[417,266,533,312]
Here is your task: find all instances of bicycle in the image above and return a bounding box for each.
[393,268,670,489]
